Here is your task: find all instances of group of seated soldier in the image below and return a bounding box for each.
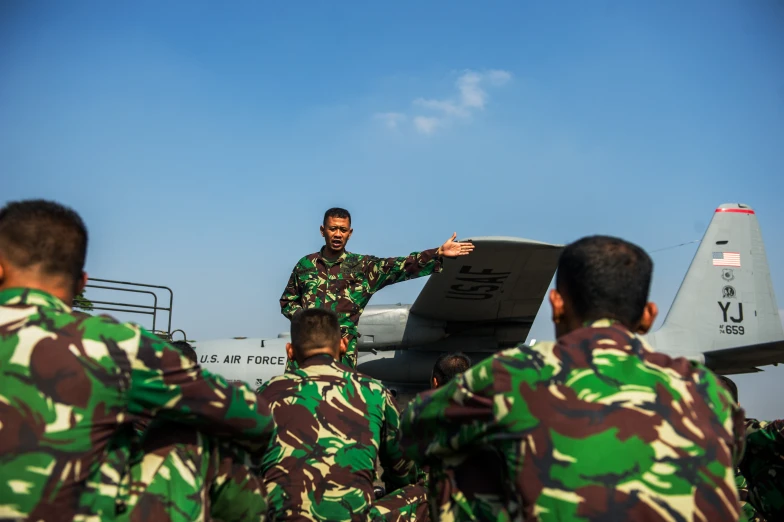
[0,198,781,522]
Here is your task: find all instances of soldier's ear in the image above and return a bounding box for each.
[339,337,348,356]
[285,343,295,361]
[76,272,88,295]
[320,224,326,237]
[549,289,565,324]
[635,302,658,335]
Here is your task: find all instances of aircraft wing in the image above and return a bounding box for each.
[408,236,563,351]
[704,340,784,375]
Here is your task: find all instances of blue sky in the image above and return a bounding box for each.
[2,1,783,416]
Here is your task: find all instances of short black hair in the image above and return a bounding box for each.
[171,340,198,365]
[323,207,351,226]
[718,375,739,404]
[290,308,341,353]
[555,235,653,328]
[0,199,88,285]
[432,352,472,386]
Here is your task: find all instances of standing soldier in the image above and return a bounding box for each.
[279,207,474,371]
[0,200,272,521]
[257,308,428,521]
[401,235,746,521]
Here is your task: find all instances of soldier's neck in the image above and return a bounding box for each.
[321,246,344,261]
[298,350,338,365]
[0,272,75,305]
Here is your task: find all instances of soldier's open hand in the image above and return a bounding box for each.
[438,233,475,258]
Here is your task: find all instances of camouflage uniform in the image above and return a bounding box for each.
[738,418,784,521]
[401,319,747,522]
[279,248,442,370]
[256,354,428,521]
[0,288,272,521]
[425,448,508,521]
[736,469,765,522]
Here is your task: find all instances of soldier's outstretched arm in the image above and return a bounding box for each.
[126,327,273,454]
[367,249,443,293]
[379,388,420,492]
[400,352,500,463]
[280,268,303,319]
[368,233,475,292]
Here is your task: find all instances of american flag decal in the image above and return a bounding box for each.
[712,252,741,267]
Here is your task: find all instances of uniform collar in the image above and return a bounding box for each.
[584,318,621,329]
[317,247,349,265]
[567,318,653,353]
[0,287,72,312]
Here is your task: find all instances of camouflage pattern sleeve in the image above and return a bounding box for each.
[127,328,273,454]
[279,266,304,319]
[379,388,419,492]
[367,248,443,293]
[400,349,499,462]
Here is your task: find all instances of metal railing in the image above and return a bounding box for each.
[76,278,178,339]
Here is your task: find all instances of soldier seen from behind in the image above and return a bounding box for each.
[0,200,273,521]
[721,375,783,522]
[427,353,508,521]
[401,235,746,521]
[257,307,428,521]
[430,353,472,390]
[278,207,474,372]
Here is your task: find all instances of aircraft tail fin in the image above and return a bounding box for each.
[646,203,784,373]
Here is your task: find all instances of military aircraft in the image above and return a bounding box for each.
[83,203,784,395]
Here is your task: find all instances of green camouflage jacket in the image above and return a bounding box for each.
[426,447,510,521]
[256,354,419,521]
[736,469,765,522]
[738,418,784,521]
[279,247,442,341]
[0,288,273,520]
[400,319,747,522]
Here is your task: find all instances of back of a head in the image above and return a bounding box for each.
[432,352,472,388]
[0,200,88,290]
[170,340,198,365]
[290,308,342,357]
[556,235,652,329]
[323,207,351,225]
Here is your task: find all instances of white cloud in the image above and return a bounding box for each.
[374,112,407,129]
[486,69,512,86]
[377,69,512,135]
[456,71,486,109]
[413,98,468,117]
[413,116,441,135]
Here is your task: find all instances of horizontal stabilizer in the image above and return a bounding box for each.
[704,340,784,375]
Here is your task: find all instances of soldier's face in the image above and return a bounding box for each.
[321,217,353,253]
